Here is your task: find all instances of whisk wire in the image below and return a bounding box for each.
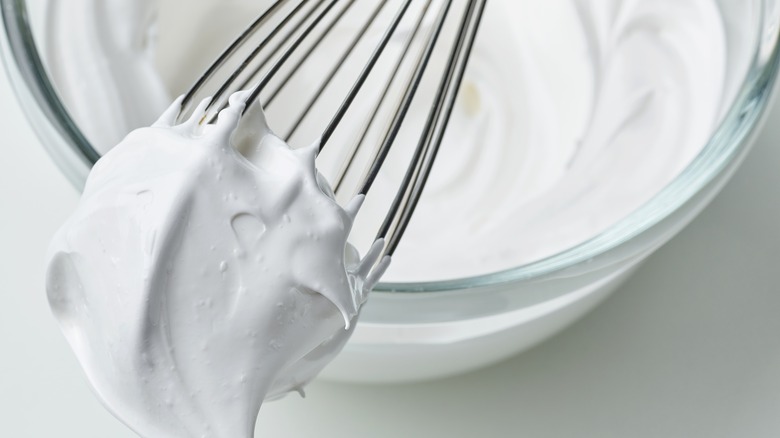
[264,0,360,107]
[331,0,435,194]
[385,0,487,254]
[245,0,344,111]
[281,0,390,141]
[319,0,415,149]
[181,0,292,113]
[207,0,321,119]
[182,0,485,258]
[357,0,453,198]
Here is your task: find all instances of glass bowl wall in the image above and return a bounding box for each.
[2,0,778,382]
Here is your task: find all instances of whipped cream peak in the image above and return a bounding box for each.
[46,90,389,437]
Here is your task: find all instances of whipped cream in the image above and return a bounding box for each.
[45,0,730,282]
[348,0,728,280]
[45,91,389,437]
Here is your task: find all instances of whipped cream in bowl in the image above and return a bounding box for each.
[2,0,779,385]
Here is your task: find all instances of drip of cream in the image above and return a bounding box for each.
[44,0,730,282]
[45,91,389,438]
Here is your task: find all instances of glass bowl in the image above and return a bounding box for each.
[3,0,779,383]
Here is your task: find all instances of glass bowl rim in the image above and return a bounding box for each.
[3,0,779,293]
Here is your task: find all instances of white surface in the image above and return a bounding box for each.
[2,68,780,437]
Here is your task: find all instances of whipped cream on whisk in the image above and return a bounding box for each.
[45,91,389,437]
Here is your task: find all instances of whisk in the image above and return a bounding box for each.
[177,0,486,258]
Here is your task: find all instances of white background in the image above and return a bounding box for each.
[2,64,780,436]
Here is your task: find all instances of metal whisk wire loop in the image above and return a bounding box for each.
[181,0,487,256]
